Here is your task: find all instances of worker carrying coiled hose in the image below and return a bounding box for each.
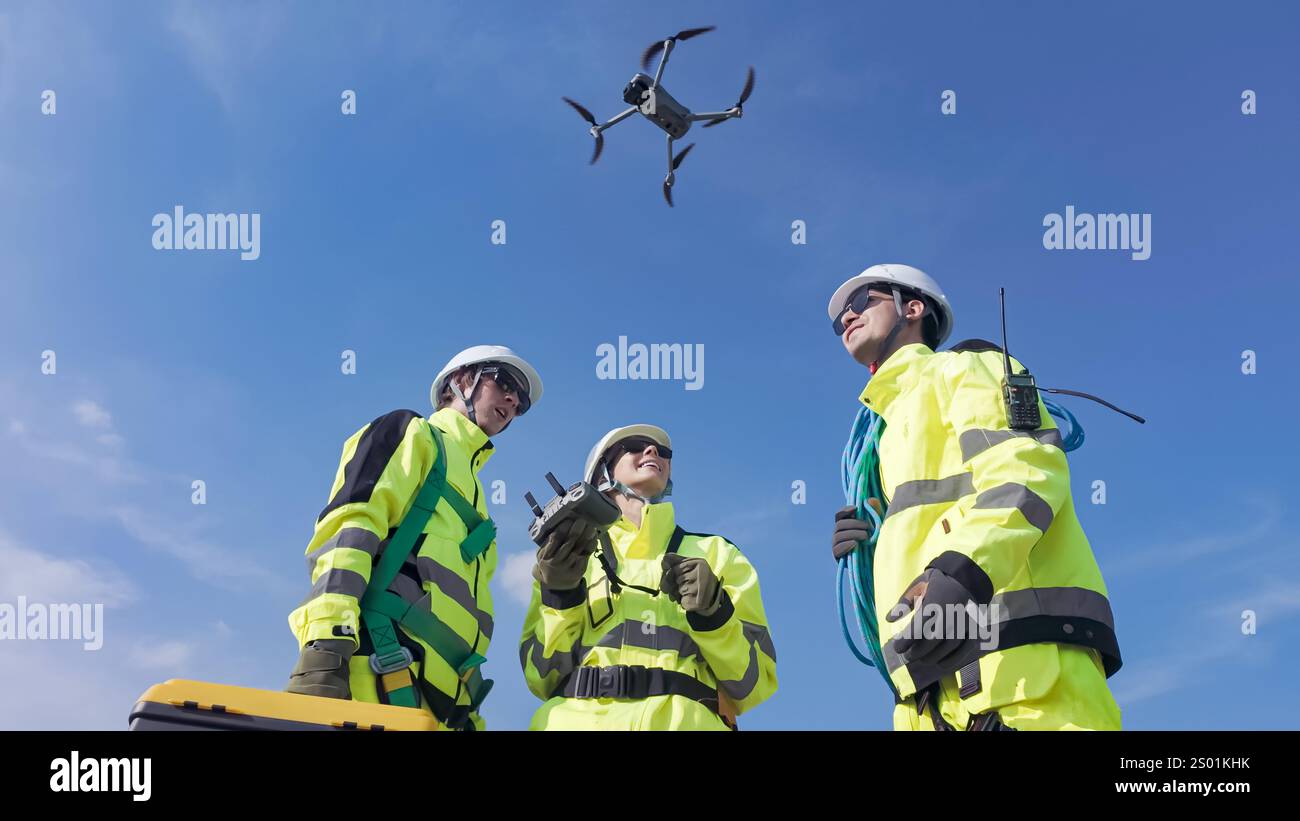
[827,264,1143,731]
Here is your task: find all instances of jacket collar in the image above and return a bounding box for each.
[860,342,934,417]
[608,502,676,559]
[429,407,494,471]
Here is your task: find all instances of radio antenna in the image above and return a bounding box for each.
[1000,287,1016,375]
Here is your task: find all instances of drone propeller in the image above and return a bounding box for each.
[562,96,605,164]
[641,26,716,70]
[703,66,755,127]
[662,143,695,207]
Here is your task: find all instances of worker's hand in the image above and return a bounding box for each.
[885,568,981,669]
[831,499,882,561]
[532,517,599,591]
[286,639,355,700]
[661,554,724,617]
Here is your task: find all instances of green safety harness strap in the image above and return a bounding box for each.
[359,422,495,719]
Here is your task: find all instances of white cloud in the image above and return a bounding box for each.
[96,433,125,448]
[15,432,143,485]
[72,399,112,429]
[0,529,135,606]
[0,379,286,595]
[501,551,537,606]
[108,505,294,597]
[7,419,24,436]
[1109,494,1284,577]
[1212,582,1300,624]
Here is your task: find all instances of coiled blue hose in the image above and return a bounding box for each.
[836,397,1084,693]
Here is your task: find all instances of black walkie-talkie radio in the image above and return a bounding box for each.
[999,288,1042,431]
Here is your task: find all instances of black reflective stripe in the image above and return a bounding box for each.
[716,640,761,702]
[519,635,588,681]
[882,586,1123,683]
[616,621,703,660]
[959,427,1064,463]
[416,556,495,639]
[318,410,421,523]
[972,482,1054,533]
[989,587,1115,630]
[559,665,720,715]
[305,528,383,572]
[303,567,368,603]
[387,573,424,606]
[743,620,777,662]
[713,621,777,702]
[686,589,735,632]
[540,585,585,609]
[990,612,1122,678]
[927,550,995,605]
[886,473,975,518]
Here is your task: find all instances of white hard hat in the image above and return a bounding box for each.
[827,263,954,347]
[430,345,543,413]
[583,424,672,485]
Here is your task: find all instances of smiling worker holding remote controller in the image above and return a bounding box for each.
[519,425,778,730]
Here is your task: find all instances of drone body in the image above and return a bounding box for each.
[563,27,756,206]
[622,73,692,139]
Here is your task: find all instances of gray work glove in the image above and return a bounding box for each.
[660,553,724,617]
[885,568,981,669]
[831,499,882,562]
[286,638,355,700]
[532,517,599,591]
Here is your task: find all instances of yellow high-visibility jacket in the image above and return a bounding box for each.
[520,502,777,730]
[288,407,498,729]
[863,343,1122,730]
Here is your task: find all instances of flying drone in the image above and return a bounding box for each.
[562,26,756,206]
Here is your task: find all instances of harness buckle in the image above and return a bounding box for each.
[572,666,599,698]
[369,645,414,676]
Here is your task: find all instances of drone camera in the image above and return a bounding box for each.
[623,75,651,106]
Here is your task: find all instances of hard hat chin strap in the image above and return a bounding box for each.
[450,367,484,426]
[870,287,911,374]
[596,464,673,504]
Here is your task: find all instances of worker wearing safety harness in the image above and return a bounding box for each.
[286,345,543,730]
[828,265,1122,730]
[520,425,778,730]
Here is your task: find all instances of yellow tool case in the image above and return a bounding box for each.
[128,679,441,731]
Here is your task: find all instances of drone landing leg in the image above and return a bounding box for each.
[663,134,676,206]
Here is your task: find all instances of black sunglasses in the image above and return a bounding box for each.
[610,437,672,462]
[832,287,894,336]
[480,365,530,414]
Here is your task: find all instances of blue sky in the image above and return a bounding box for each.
[2,0,1297,730]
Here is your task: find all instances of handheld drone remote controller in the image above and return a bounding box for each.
[525,473,621,545]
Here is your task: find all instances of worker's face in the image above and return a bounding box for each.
[839,288,925,366]
[608,440,671,499]
[452,370,519,436]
